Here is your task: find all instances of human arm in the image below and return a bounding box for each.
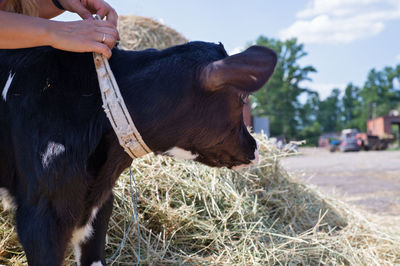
[0,10,118,58]
[36,0,118,27]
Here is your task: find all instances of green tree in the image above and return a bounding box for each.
[299,91,319,128]
[251,36,316,140]
[342,83,359,121]
[297,92,321,145]
[342,83,363,129]
[298,121,322,146]
[361,66,400,119]
[317,88,342,133]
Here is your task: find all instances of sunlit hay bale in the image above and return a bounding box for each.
[102,134,400,265]
[2,134,400,265]
[117,15,188,51]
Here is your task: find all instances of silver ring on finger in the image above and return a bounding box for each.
[101,33,106,43]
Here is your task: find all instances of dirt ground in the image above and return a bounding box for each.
[282,148,400,217]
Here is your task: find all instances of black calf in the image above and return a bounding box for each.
[0,41,276,265]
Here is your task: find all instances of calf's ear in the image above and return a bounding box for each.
[200,45,277,93]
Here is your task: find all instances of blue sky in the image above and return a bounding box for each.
[58,0,400,99]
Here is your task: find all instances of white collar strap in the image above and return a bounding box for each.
[93,52,152,158]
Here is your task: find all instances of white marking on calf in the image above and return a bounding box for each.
[71,223,94,246]
[72,207,99,265]
[0,188,16,211]
[164,147,198,160]
[41,142,65,168]
[74,245,83,266]
[90,261,103,266]
[2,72,15,101]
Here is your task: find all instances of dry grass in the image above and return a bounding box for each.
[1,134,400,265]
[118,15,188,51]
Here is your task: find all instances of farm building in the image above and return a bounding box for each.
[367,115,400,142]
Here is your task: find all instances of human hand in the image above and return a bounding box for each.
[47,19,119,58]
[58,0,118,27]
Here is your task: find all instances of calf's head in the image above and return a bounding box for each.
[120,42,277,169]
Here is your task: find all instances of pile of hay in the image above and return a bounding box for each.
[117,15,188,51]
[92,135,400,265]
[1,135,400,265]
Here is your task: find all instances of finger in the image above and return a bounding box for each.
[91,42,112,58]
[93,2,118,28]
[96,33,116,50]
[96,27,119,39]
[71,2,93,20]
[96,27,119,42]
[102,34,116,50]
[95,7,107,20]
[105,8,118,28]
[93,19,115,29]
[93,20,119,40]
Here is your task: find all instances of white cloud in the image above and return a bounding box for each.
[297,0,387,18]
[279,0,400,44]
[396,54,400,62]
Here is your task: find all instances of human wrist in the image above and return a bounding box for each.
[40,20,60,48]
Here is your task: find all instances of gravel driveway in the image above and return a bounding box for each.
[282,148,400,216]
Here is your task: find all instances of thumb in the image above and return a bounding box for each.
[70,1,93,20]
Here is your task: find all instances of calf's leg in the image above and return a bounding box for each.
[76,194,114,266]
[16,204,72,266]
